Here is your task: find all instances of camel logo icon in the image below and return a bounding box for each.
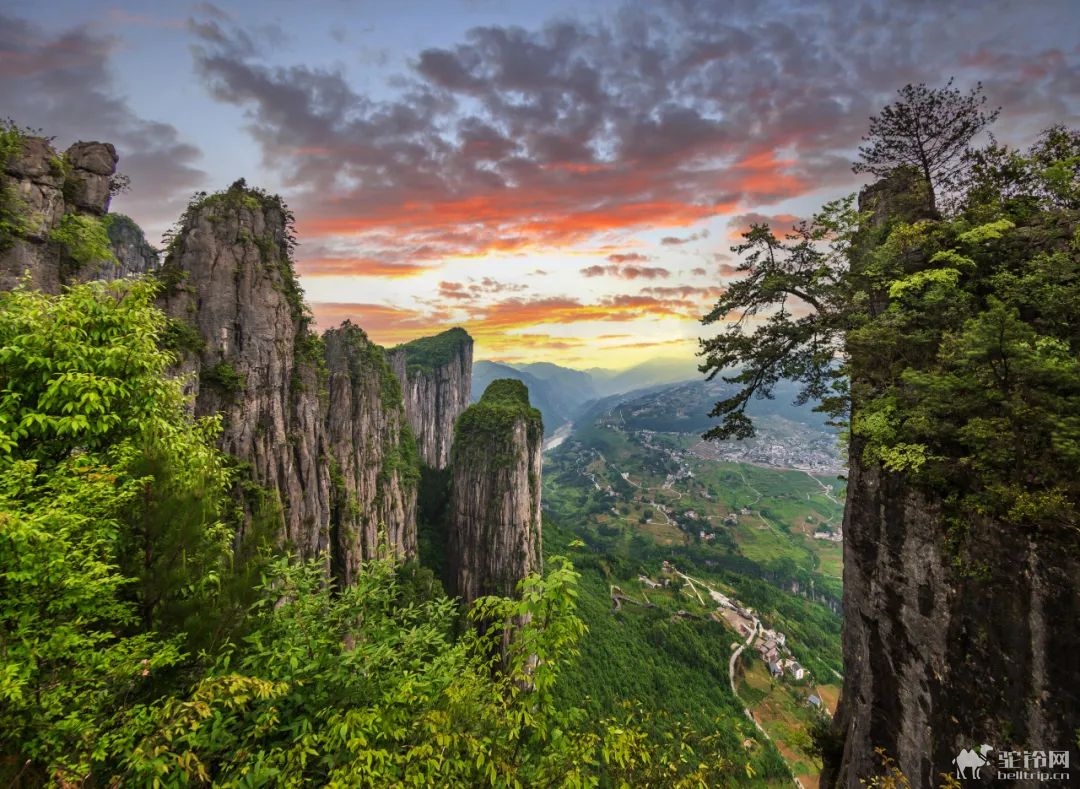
[954,744,993,779]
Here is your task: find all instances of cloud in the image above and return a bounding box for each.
[297,256,432,278]
[310,302,453,342]
[580,264,671,280]
[607,252,650,263]
[438,281,473,300]
[434,276,529,301]
[188,2,905,267]
[726,212,804,241]
[0,13,205,237]
[661,229,710,246]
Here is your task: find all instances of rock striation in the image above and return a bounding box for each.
[158,181,419,571]
[447,379,543,604]
[1,132,514,604]
[324,322,419,584]
[388,327,473,469]
[158,182,334,560]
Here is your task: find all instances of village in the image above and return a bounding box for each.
[634,561,827,713]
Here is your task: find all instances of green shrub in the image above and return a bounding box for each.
[0,121,28,251]
[200,360,245,397]
[49,213,115,268]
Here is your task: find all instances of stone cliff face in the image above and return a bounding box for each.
[0,134,122,292]
[448,379,542,604]
[324,322,419,584]
[158,182,419,570]
[101,213,159,280]
[823,175,1080,787]
[158,182,333,560]
[829,441,1080,787]
[388,327,473,469]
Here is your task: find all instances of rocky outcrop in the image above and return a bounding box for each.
[101,213,159,280]
[827,441,1080,787]
[158,181,420,573]
[64,141,118,216]
[447,379,542,604]
[0,134,118,292]
[324,322,419,584]
[388,327,473,469]
[822,173,1080,787]
[158,182,334,560]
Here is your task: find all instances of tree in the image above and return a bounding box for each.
[854,79,999,215]
[697,199,860,441]
[965,124,1080,216]
[0,279,232,783]
[702,122,1080,530]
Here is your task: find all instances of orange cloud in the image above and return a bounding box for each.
[310,302,454,344]
[581,265,671,280]
[726,212,804,241]
[607,252,650,263]
[297,256,432,278]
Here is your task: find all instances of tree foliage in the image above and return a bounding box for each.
[702,121,1080,533]
[0,121,30,252]
[0,279,232,784]
[698,199,859,441]
[854,79,1000,214]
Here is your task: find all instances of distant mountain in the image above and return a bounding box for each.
[470,360,570,436]
[592,356,701,396]
[610,377,835,434]
[512,362,599,404]
[472,361,591,435]
[475,356,734,436]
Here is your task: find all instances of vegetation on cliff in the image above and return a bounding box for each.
[701,84,1080,535]
[0,122,28,252]
[391,326,471,374]
[0,279,233,782]
[159,178,307,322]
[455,378,544,453]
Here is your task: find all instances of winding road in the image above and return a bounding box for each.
[673,566,805,789]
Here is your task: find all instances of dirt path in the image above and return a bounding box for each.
[674,566,805,789]
[802,470,842,506]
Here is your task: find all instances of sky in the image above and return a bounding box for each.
[2,0,1078,368]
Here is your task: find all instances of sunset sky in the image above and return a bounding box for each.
[3,1,1078,367]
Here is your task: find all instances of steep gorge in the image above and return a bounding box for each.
[156,182,428,573]
[1,135,546,606]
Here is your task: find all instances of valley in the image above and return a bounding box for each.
[532,370,847,785]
